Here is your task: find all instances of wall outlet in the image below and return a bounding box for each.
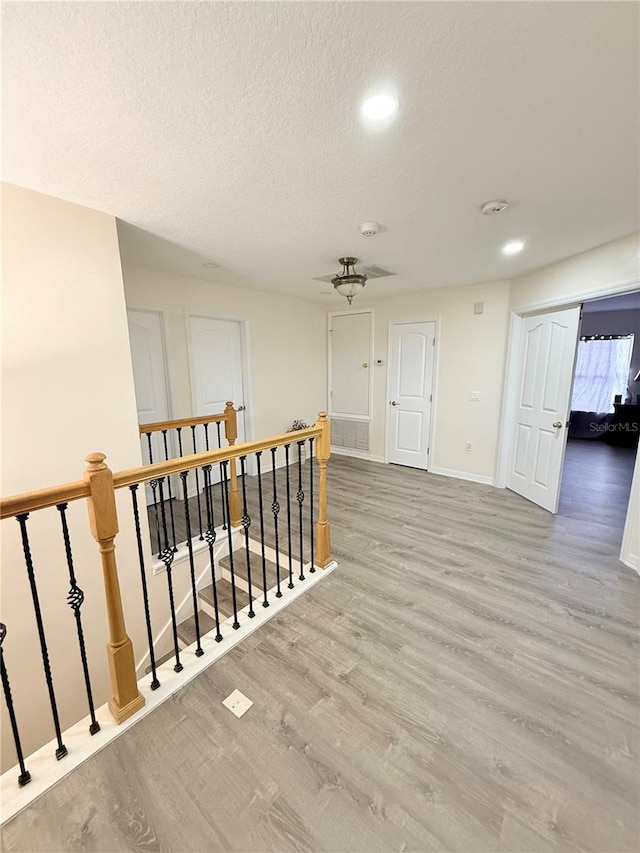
[465,443,472,452]
[470,391,481,402]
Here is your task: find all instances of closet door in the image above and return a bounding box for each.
[329,311,373,419]
[127,309,170,504]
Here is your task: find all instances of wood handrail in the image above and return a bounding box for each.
[1,480,89,520]
[138,411,229,434]
[113,424,323,490]
[0,424,322,518]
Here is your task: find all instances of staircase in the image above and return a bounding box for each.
[1,409,334,823]
[177,542,287,646]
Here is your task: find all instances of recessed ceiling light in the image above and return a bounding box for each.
[502,240,525,256]
[361,94,398,121]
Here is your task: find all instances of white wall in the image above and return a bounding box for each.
[1,184,151,770]
[355,280,511,481]
[122,265,328,440]
[510,233,639,312]
[621,449,640,574]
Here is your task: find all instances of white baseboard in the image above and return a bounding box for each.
[429,466,495,486]
[621,552,639,575]
[331,447,386,464]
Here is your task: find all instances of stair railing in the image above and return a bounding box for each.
[138,401,241,546]
[0,412,331,789]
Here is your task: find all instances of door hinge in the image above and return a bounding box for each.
[432,338,436,347]
[429,394,432,402]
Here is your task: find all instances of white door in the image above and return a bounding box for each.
[329,311,372,418]
[189,316,246,443]
[127,310,170,503]
[387,322,436,469]
[507,306,581,512]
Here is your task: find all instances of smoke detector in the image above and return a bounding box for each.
[360,221,380,237]
[480,199,509,216]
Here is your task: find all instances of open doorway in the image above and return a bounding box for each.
[559,291,640,540]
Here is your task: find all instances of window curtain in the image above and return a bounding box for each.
[571,336,634,413]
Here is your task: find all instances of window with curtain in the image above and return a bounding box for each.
[571,335,634,413]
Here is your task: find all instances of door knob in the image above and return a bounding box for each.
[390,401,399,407]
[237,405,246,412]
[552,421,563,429]
[362,363,369,368]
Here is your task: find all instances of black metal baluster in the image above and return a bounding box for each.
[157,479,182,672]
[256,452,269,607]
[17,514,67,759]
[177,427,184,457]
[202,465,223,641]
[0,624,31,786]
[129,484,160,690]
[239,456,255,618]
[285,443,294,589]
[203,422,220,535]
[57,503,100,734]
[216,421,227,530]
[309,437,315,574]
[297,441,305,581]
[146,433,162,557]
[162,430,178,552]
[191,425,204,541]
[221,461,240,629]
[270,447,283,597]
[180,470,204,657]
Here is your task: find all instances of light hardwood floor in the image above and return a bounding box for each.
[2,455,639,853]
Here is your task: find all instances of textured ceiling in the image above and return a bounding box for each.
[3,1,639,301]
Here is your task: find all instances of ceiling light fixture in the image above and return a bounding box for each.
[361,94,398,121]
[331,257,368,305]
[502,240,525,256]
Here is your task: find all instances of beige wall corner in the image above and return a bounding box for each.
[0,184,145,770]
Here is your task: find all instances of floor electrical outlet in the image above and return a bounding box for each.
[222,689,253,718]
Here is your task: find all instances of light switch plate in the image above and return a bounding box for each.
[470,391,481,402]
[222,689,253,718]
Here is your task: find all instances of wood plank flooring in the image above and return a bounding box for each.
[2,454,639,853]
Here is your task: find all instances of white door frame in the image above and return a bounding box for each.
[185,311,255,445]
[328,308,374,421]
[495,280,640,569]
[384,319,438,469]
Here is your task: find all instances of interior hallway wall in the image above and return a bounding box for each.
[122,265,328,441]
[1,184,150,770]
[355,280,512,482]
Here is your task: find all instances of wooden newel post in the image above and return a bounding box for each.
[224,401,243,527]
[84,453,145,724]
[314,412,332,568]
